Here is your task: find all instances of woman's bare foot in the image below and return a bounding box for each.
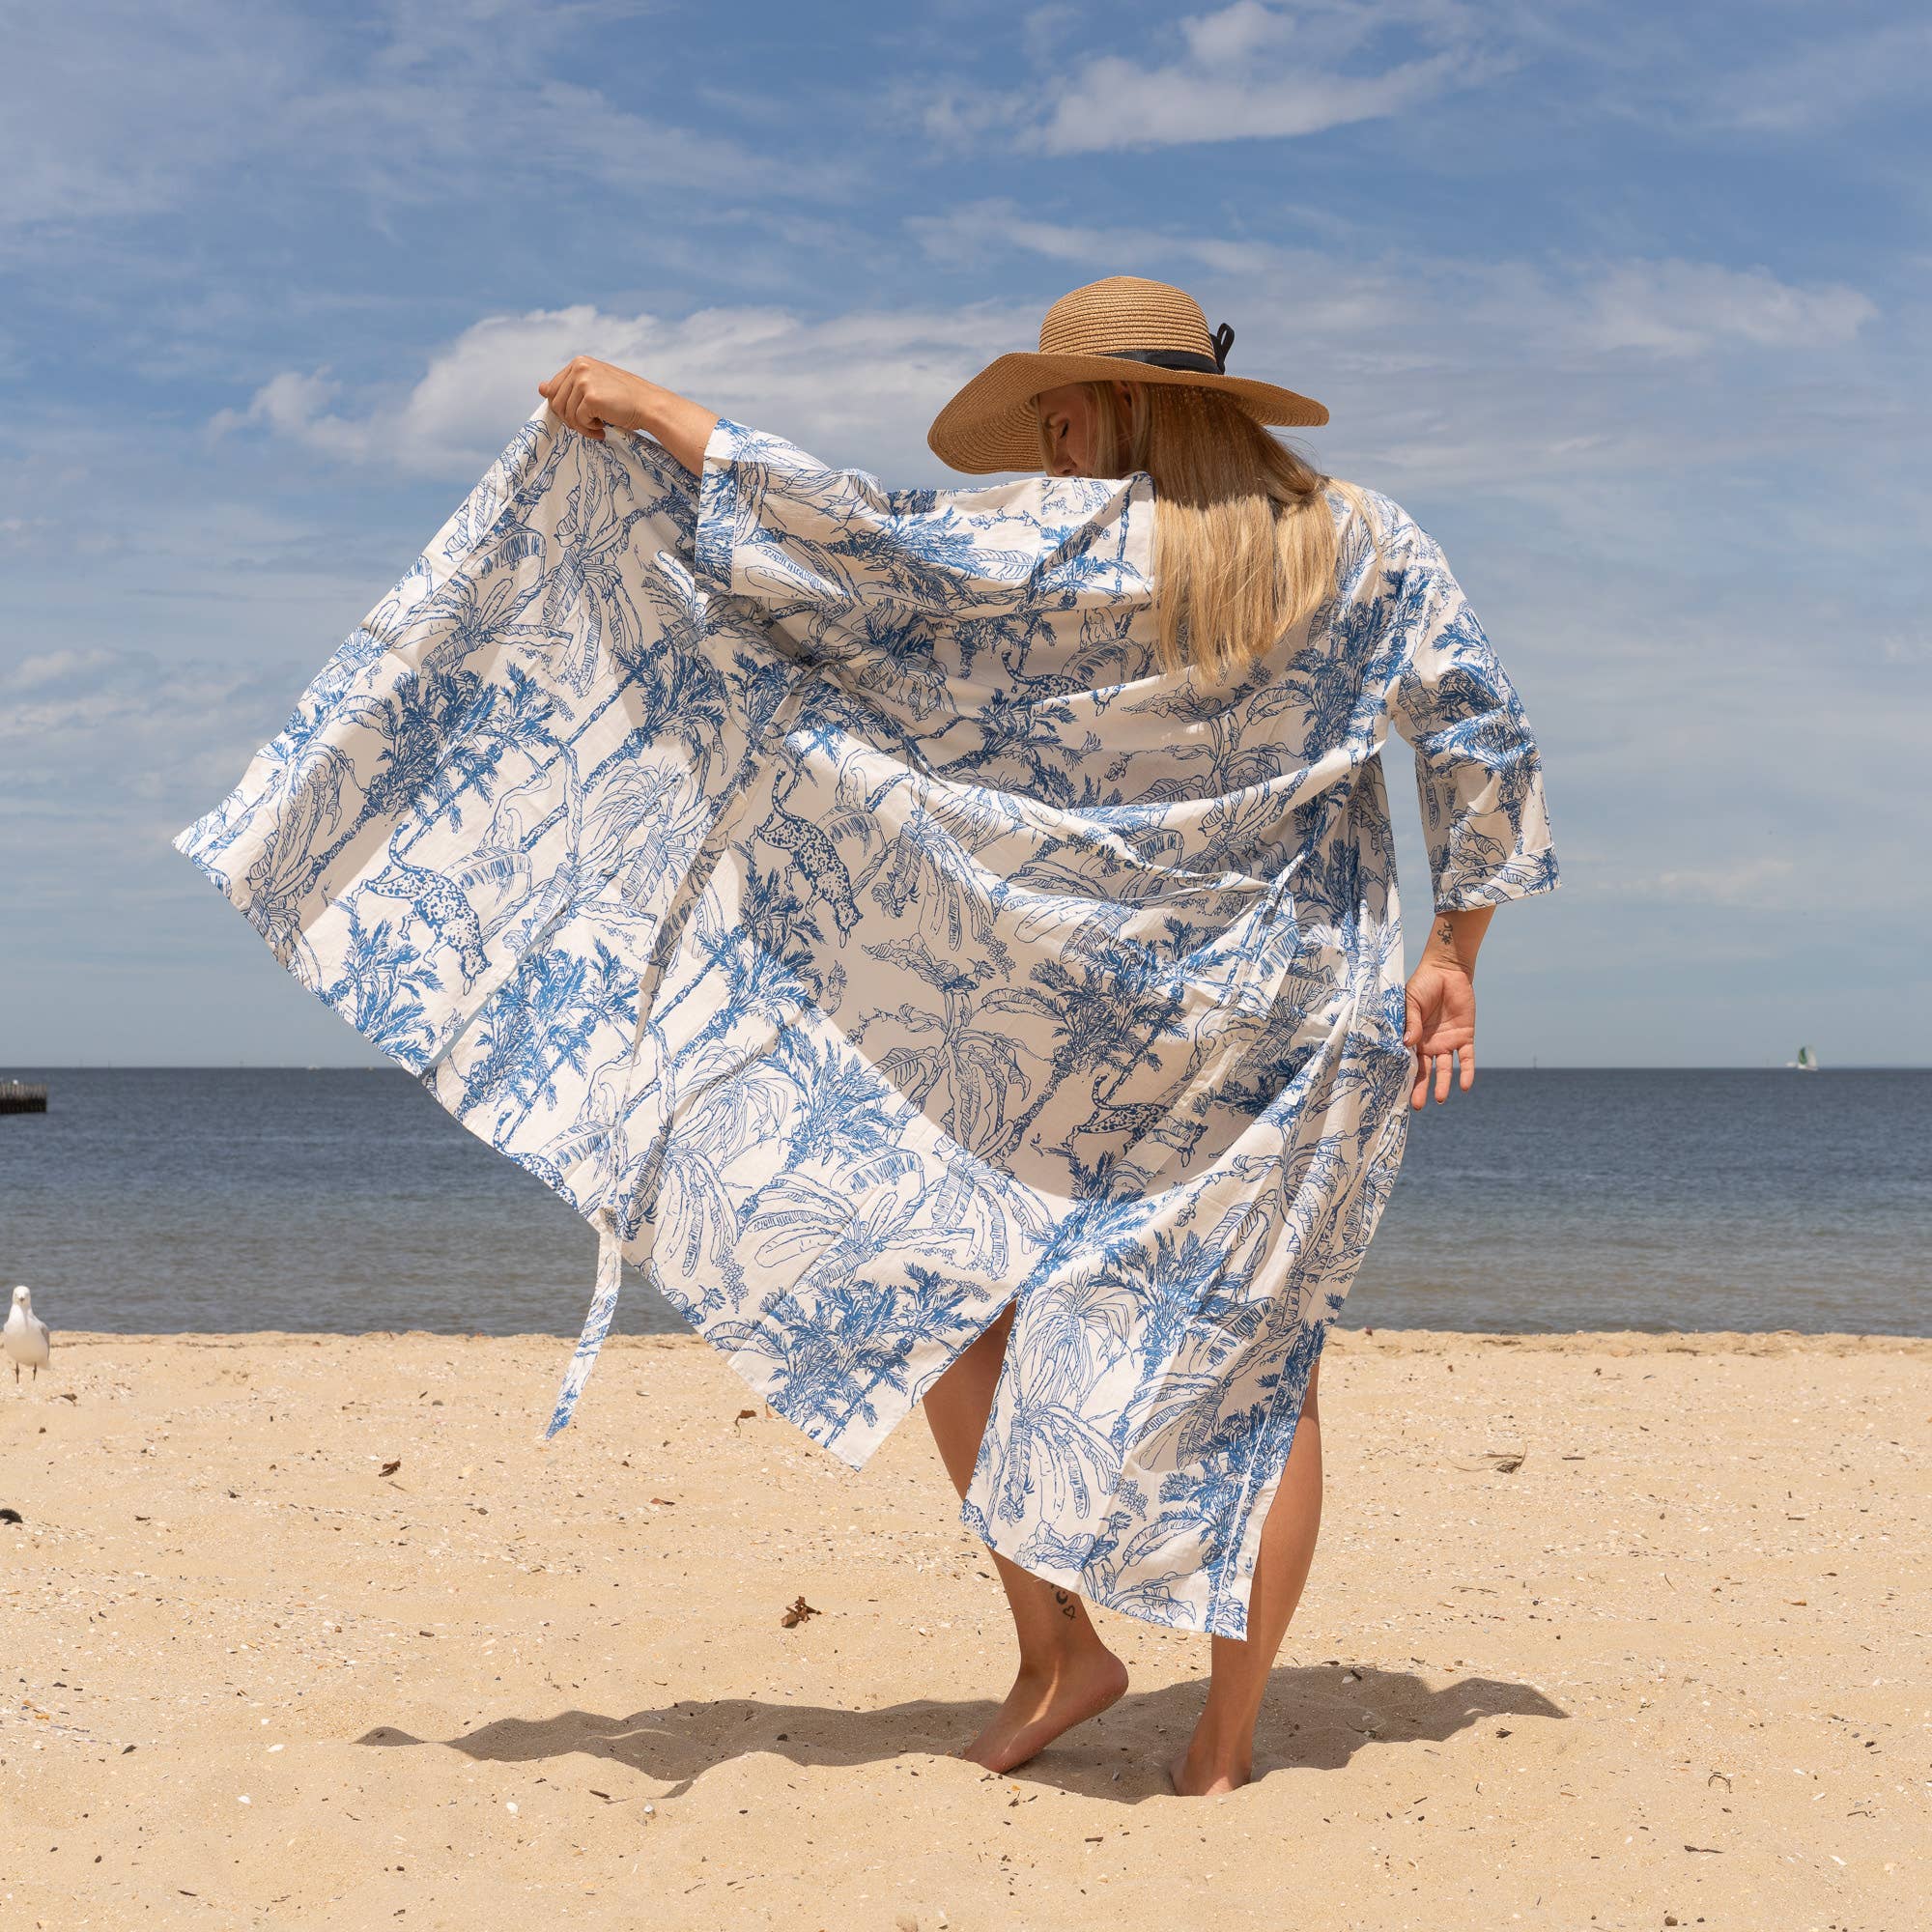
[1166,1737,1254,1796]
[957,1644,1129,1773]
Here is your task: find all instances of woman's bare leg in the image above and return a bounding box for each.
[1169,1351,1324,1796]
[922,1301,1128,1772]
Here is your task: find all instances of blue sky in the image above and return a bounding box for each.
[3,0,1926,1067]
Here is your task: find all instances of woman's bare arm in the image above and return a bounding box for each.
[536,355,719,475]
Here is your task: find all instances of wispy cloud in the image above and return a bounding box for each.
[0,1,851,233]
[1635,858,1797,909]
[0,644,304,901]
[1563,259,1874,356]
[923,0,1498,154]
[907,201,1276,276]
[910,205,1874,358]
[1703,16,1932,133]
[894,213,1881,512]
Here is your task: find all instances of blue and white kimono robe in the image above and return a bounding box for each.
[176,402,1558,1638]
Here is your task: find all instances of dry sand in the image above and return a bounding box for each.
[2,1327,1925,1930]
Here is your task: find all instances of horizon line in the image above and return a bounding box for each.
[7,1062,1929,1074]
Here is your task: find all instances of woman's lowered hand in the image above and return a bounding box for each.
[1403,903,1495,1107]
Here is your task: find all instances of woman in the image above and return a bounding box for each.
[526,282,1553,1793]
[181,276,1556,1801]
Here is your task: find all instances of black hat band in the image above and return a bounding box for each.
[1098,322,1235,376]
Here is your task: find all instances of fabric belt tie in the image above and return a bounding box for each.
[539,1208,625,1443]
[540,908,660,1443]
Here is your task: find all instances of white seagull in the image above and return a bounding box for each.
[5,1286,51,1383]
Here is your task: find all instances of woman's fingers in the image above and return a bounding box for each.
[537,359,600,438]
[540,366,575,428]
[561,369,598,438]
[1412,1050,1441,1109]
[1406,1035,1477,1107]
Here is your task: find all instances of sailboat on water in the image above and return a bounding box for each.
[1786,1044,1821,1071]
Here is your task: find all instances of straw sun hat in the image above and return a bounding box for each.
[925,274,1328,473]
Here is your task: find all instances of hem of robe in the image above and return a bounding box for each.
[963,1027,1414,1643]
[167,810,1409,1640]
[981,1293,1334,1641]
[164,398,1048,1504]
[1196,1050,1410,1638]
[170,819,1028,1476]
[1197,1298,1332,1640]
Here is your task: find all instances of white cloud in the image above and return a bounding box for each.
[991,241,1874,521]
[922,0,1495,155]
[1604,857,1798,911]
[209,371,360,454]
[1704,18,1932,134]
[1662,858,1798,907]
[0,3,847,233]
[0,5,308,225]
[1180,0,1297,66]
[909,206,1874,372]
[6,648,124,693]
[206,233,1883,520]
[908,201,1276,276]
[1037,44,1469,153]
[0,644,298,849]
[206,298,1037,480]
[1566,259,1875,357]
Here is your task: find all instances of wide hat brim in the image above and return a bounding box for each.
[926,350,1329,474]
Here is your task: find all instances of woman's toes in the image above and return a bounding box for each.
[959,1648,1129,1774]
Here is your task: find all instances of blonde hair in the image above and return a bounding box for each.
[1037,381,1385,684]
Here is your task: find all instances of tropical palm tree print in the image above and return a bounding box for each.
[177,401,1558,1640]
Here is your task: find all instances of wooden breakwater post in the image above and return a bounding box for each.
[0,1081,48,1114]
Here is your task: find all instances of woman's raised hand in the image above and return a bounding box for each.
[535,357,721,475]
[537,355,657,441]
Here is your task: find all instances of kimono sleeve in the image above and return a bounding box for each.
[1386,526,1561,914]
[691,415,1152,623]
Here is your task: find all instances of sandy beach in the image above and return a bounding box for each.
[2,1325,1924,1930]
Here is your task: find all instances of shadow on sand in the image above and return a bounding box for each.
[356,1666,1565,1803]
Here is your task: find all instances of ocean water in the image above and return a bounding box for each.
[1,1067,1925,1338]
